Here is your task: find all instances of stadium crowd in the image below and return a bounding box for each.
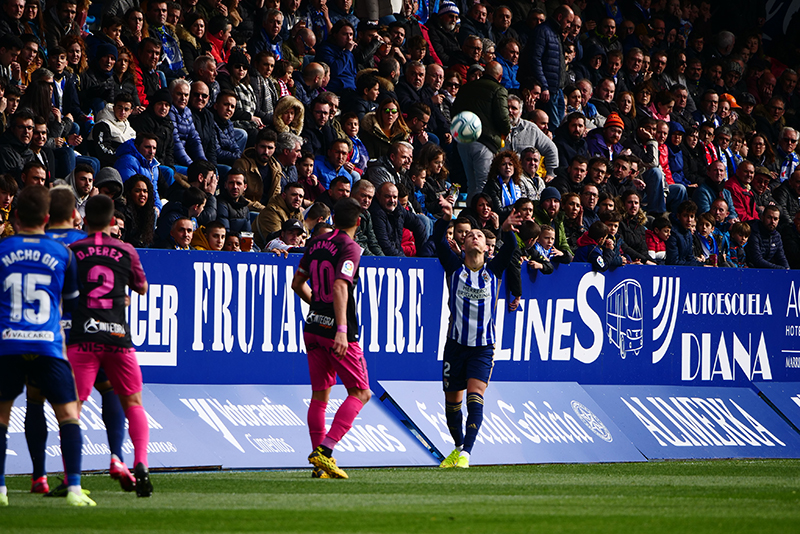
[1,0,799,271]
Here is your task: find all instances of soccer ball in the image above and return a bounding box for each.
[450,111,482,143]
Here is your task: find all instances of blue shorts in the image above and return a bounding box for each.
[442,339,494,392]
[0,355,79,405]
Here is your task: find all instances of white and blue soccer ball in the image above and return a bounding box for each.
[450,111,482,143]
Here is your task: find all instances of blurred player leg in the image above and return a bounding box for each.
[25,388,49,493]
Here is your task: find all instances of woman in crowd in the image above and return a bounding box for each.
[272,95,305,135]
[633,82,654,119]
[22,0,45,42]
[460,192,500,234]
[419,143,453,218]
[615,90,637,136]
[123,7,149,50]
[219,50,265,143]
[360,97,410,159]
[747,133,780,177]
[619,189,655,264]
[113,46,141,108]
[177,13,211,70]
[483,150,525,220]
[62,35,89,78]
[121,174,156,248]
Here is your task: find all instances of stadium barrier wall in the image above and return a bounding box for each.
[130,250,800,387]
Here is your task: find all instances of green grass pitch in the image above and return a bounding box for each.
[2,460,799,533]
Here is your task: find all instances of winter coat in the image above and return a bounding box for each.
[365,156,404,189]
[665,213,702,266]
[90,103,137,166]
[254,194,302,249]
[0,130,34,179]
[213,113,242,165]
[250,72,278,125]
[692,181,738,221]
[585,128,623,161]
[360,112,411,160]
[272,96,305,135]
[427,17,460,66]
[746,219,789,269]
[191,106,218,165]
[315,39,356,94]
[574,233,608,271]
[534,206,572,259]
[452,77,511,153]
[169,105,206,166]
[725,177,759,222]
[620,212,650,263]
[216,188,252,235]
[554,126,589,169]
[368,203,426,257]
[520,17,563,92]
[115,138,163,209]
[82,65,118,114]
[234,149,283,207]
[355,209,384,256]
[772,181,800,228]
[131,108,175,167]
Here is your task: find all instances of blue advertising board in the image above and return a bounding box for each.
[583,385,800,459]
[379,381,645,465]
[131,251,800,388]
[5,384,435,475]
[754,382,800,432]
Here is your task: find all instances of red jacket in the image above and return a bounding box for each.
[724,177,759,221]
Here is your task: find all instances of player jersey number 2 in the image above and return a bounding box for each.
[309,259,334,303]
[87,265,115,309]
[3,273,52,325]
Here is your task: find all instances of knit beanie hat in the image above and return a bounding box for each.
[605,112,625,130]
[97,42,118,60]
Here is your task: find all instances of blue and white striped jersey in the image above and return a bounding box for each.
[434,219,517,347]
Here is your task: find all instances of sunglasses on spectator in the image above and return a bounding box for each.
[383,108,398,114]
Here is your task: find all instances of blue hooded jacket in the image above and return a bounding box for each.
[115,139,163,210]
[667,121,690,186]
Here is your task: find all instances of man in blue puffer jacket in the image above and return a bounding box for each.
[169,79,205,173]
[519,5,574,129]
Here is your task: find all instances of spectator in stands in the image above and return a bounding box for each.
[266,218,306,251]
[166,159,218,225]
[361,97,410,160]
[254,181,304,249]
[134,37,167,106]
[365,140,413,188]
[776,126,800,182]
[666,200,703,266]
[316,174,351,210]
[725,160,759,222]
[115,132,163,210]
[534,186,572,261]
[154,185,206,245]
[746,206,789,269]
[427,2,460,66]
[161,217,195,250]
[774,170,800,228]
[314,139,358,188]
[369,181,426,257]
[131,88,175,170]
[19,161,46,188]
[301,96,335,155]
[248,8,284,57]
[507,94,557,180]
[192,55,220,105]
[0,108,33,179]
[293,62,324,107]
[213,89,245,167]
[519,4,574,128]
[396,60,426,111]
[315,19,356,94]
[192,220,227,251]
[351,179,382,256]
[145,0,185,79]
[189,81,218,165]
[553,112,588,169]
[64,163,94,218]
[782,212,800,269]
[551,155,588,197]
[169,78,205,172]
[235,128,280,207]
[693,160,737,221]
[0,173,17,237]
[216,168,252,235]
[90,92,137,167]
[452,61,510,201]
[343,73,379,121]
[619,189,654,264]
[586,112,625,161]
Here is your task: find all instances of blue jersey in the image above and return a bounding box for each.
[434,219,517,347]
[0,234,79,359]
[46,228,87,246]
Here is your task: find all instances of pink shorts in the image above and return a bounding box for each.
[67,342,143,401]
[304,332,370,392]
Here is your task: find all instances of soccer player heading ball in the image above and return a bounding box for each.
[434,196,522,468]
[292,198,371,479]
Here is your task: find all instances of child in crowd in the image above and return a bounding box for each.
[599,210,628,267]
[409,163,430,218]
[192,220,227,251]
[396,184,417,257]
[223,233,241,251]
[646,217,672,264]
[575,221,610,271]
[274,60,294,97]
[0,173,17,237]
[483,229,496,259]
[694,212,729,267]
[448,216,472,255]
[296,152,324,205]
[534,224,565,262]
[341,112,368,175]
[519,220,553,274]
[728,221,750,268]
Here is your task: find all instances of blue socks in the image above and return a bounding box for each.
[463,393,484,454]
[59,420,82,487]
[100,387,126,460]
[445,401,464,448]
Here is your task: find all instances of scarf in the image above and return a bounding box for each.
[499,176,520,207]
